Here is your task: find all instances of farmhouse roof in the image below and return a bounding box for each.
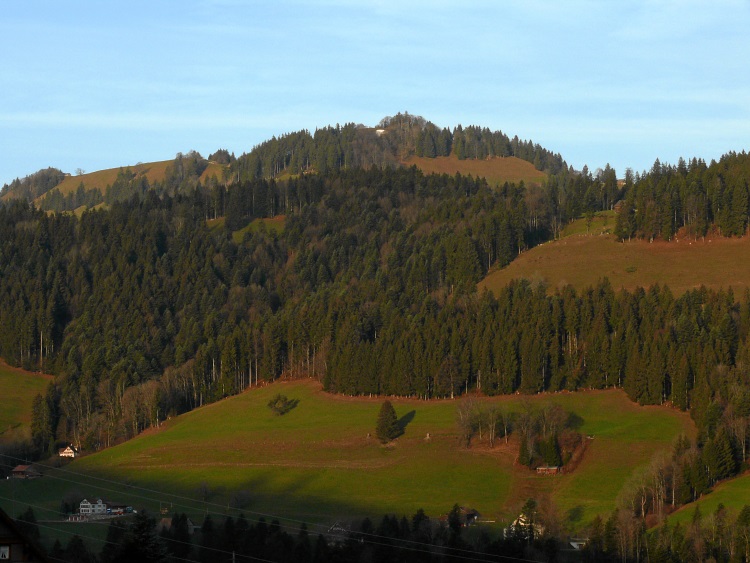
[0,505,50,561]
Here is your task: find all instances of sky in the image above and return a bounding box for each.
[2,0,750,186]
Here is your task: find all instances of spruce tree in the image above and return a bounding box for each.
[376,400,399,443]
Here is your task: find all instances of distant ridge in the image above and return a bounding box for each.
[1,113,567,212]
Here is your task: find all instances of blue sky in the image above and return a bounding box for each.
[2,0,749,185]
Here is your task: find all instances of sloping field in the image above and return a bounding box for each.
[206,215,286,243]
[199,161,226,183]
[665,472,750,527]
[480,221,750,296]
[39,160,171,199]
[0,381,692,543]
[404,155,547,187]
[35,160,227,203]
[0,360,52,435]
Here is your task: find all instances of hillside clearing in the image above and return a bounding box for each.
[0,360,52,436]
[404,155,547,187]
[664,471,750,527]
[480,222,750,296]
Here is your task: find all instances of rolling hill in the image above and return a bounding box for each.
[34,160,227,205]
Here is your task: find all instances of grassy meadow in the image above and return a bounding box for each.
[664,472,750,527]
[207,215,286,243]
[0,380,693,549]
[0,360,52,436]
[480,216,750,296]
[404,155,548,187]
[34,159,228,206]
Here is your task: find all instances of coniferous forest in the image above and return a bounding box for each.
[3,116,750,561]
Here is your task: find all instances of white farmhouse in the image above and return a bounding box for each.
[79,498,107,515]
[59,445,79,458]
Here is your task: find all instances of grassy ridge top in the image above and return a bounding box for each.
[404,155,547,187]
[479,214,750,296]
[34,160,226,204]
[1,380,692,536]
[0,360,52,435]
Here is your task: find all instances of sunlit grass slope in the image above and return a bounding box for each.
[206,215,286,243]
[480,215,750,296]
[0,381,692,538]
[35,160,228,205]
[664,471,750,527]
[404,155,547,187]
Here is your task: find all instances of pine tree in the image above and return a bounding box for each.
[376,400,399,443]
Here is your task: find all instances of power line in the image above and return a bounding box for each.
[0,495,279,563]
[0,453,543,563]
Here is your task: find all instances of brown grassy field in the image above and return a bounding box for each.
[38,160,173,200]
[34,160,228,205]
[404,155,547,187]
[479,226,750,296]
[199,161,227,183]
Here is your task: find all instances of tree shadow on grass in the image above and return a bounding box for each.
[397,410,416,436]
[566,505,584,524]
[567,412,584,431]
[268,394,299,416]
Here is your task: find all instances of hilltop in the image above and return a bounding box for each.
[1,113,564,212]
[36,160,226,201]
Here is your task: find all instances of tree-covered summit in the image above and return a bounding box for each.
[230,111,568,182]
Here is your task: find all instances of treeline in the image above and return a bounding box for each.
[586,501,750,562]
[0,167,66,201]
[616,151,750,241]
[33,505,561,563]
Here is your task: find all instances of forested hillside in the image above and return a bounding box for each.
[3,140,750,563]
[2,110,750,507]
[0,151,746,458]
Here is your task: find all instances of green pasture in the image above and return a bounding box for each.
[0,382,693,543]
[206,216,285,243]
[233,216,286,242]
[560,211,616,237]
[0,361,51,435]
[664,472,750,528]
